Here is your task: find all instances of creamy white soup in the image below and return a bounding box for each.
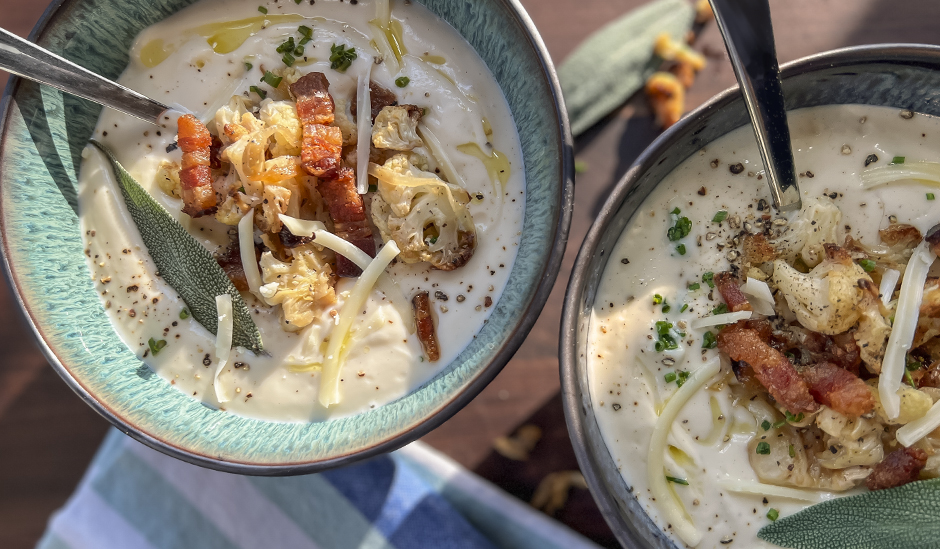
[589,105,940,547]
[79,0,525,422]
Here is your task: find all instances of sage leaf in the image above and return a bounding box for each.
[758,479,940,549]
[90,141,263,353]
[558,0,694,136]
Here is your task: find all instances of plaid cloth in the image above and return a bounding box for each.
[36,429,600,549]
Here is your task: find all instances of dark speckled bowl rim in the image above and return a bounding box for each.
[0,0,573,474]
[560,44,940,548]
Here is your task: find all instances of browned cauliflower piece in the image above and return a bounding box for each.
[259,244,335,331]
[372,105,423,150]
[369,153,475,270]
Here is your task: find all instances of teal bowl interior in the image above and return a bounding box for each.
[0,0,572,473]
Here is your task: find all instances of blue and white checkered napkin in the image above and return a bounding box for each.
[36,429,600,549]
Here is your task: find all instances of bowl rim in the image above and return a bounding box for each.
[0,0,574,474]
[559,42,940,547]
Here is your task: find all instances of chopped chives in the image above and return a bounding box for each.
[395,76,410,88]
[703,272,715,288]
[761,420,771,431]
[671,207,681,215]
[282,52,295,66]
[928,193,936,201]
[890,155,905,164]
[662,302,671,313]
[712,303,728,315]
[756,441,771,455]
[772,419,786,429]
[712,210,728,223]
[180,308,190,319]
[258,5,268,14]
[653,294,664,305]
[702,331,717,349]
[859,259,876,272]
[249,85,267,99]
[148,337,167,355]
[688,282,700,291]
[788,444,795,458]
[676,244,687,255]
[244,61,253,70]
[676,371,690,387]
[655,321,673,335]
[298,25,313,38]
[666,476,689,485]
[784,411,804,423]
[680,303,688,313]
[767,508,779,521]
[261,71,282,88]
[664,372,677,383]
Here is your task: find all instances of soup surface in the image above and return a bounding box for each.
[589,104,940,547]
[79,0,525,422]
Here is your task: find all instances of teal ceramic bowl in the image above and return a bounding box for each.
[0,0,572,474]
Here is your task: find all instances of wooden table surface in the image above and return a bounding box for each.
[2,0,940,547]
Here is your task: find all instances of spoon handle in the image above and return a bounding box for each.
[0,27,169,124]
[710,0,801,211]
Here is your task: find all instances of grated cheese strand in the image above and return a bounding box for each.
[417,125,469,190]
[647,357,720,547]
[880,241,935,419]
[897,399,940,447]
[717,480,835,503]
[278,214,414,332]
[879,268,901,307]
[319,241,400,407]
[374,0,390,26]
[690,310,751,329]
[742,277,776,316]
[213,294,234,404]
[355,62,373,194]
[860,161,940,190]
[237,209,265,302]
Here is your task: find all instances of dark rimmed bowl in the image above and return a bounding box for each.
[0,0,573,474]
[560,44,940,548]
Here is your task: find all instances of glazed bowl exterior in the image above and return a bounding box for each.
[560,44,940,548]
[0,0,573,474]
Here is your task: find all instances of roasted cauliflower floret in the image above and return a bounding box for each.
[775,196,845,268]
[155,161,181,199]
[814,407,884,469]
[259,244,335,331]
[258,99,302,157]
[772,245,872,335]
[369,153,475,270]
[372,105,423,150]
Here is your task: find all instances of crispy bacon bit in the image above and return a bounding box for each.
[292,73,375,276]
[291,73,343,177]
[880,223,923,248]
[645,71,684,129]
[718,322,819,413]
[714,272,753,312]
[926,223,940,256]
[801,330,862,375]
[216,240,251,292]
[742,233,777,265]
[209,135,223,169]
[318,167,376,277]
[801,362,874,416]
[278,225,313,248]
[177,114,217,218]
[351,81,399,123]
[866,447,927,491]
[413,291,440,362]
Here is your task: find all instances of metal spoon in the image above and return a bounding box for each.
[709,0,801,211]
[0,26,170,124]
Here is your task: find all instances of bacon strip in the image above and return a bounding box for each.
[291,73,375,277]
[317,168,376,277]
[866,447,927,491]
[718,322,818,413]
[714,272,752,312]
[413,291,440,362]
[291,73,343,177]
[177,114,217,217]
[801,362,874,416]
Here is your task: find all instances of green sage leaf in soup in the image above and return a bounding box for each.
[558,0,694,136]
[89,140,263,353]
[758,479,940,549]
